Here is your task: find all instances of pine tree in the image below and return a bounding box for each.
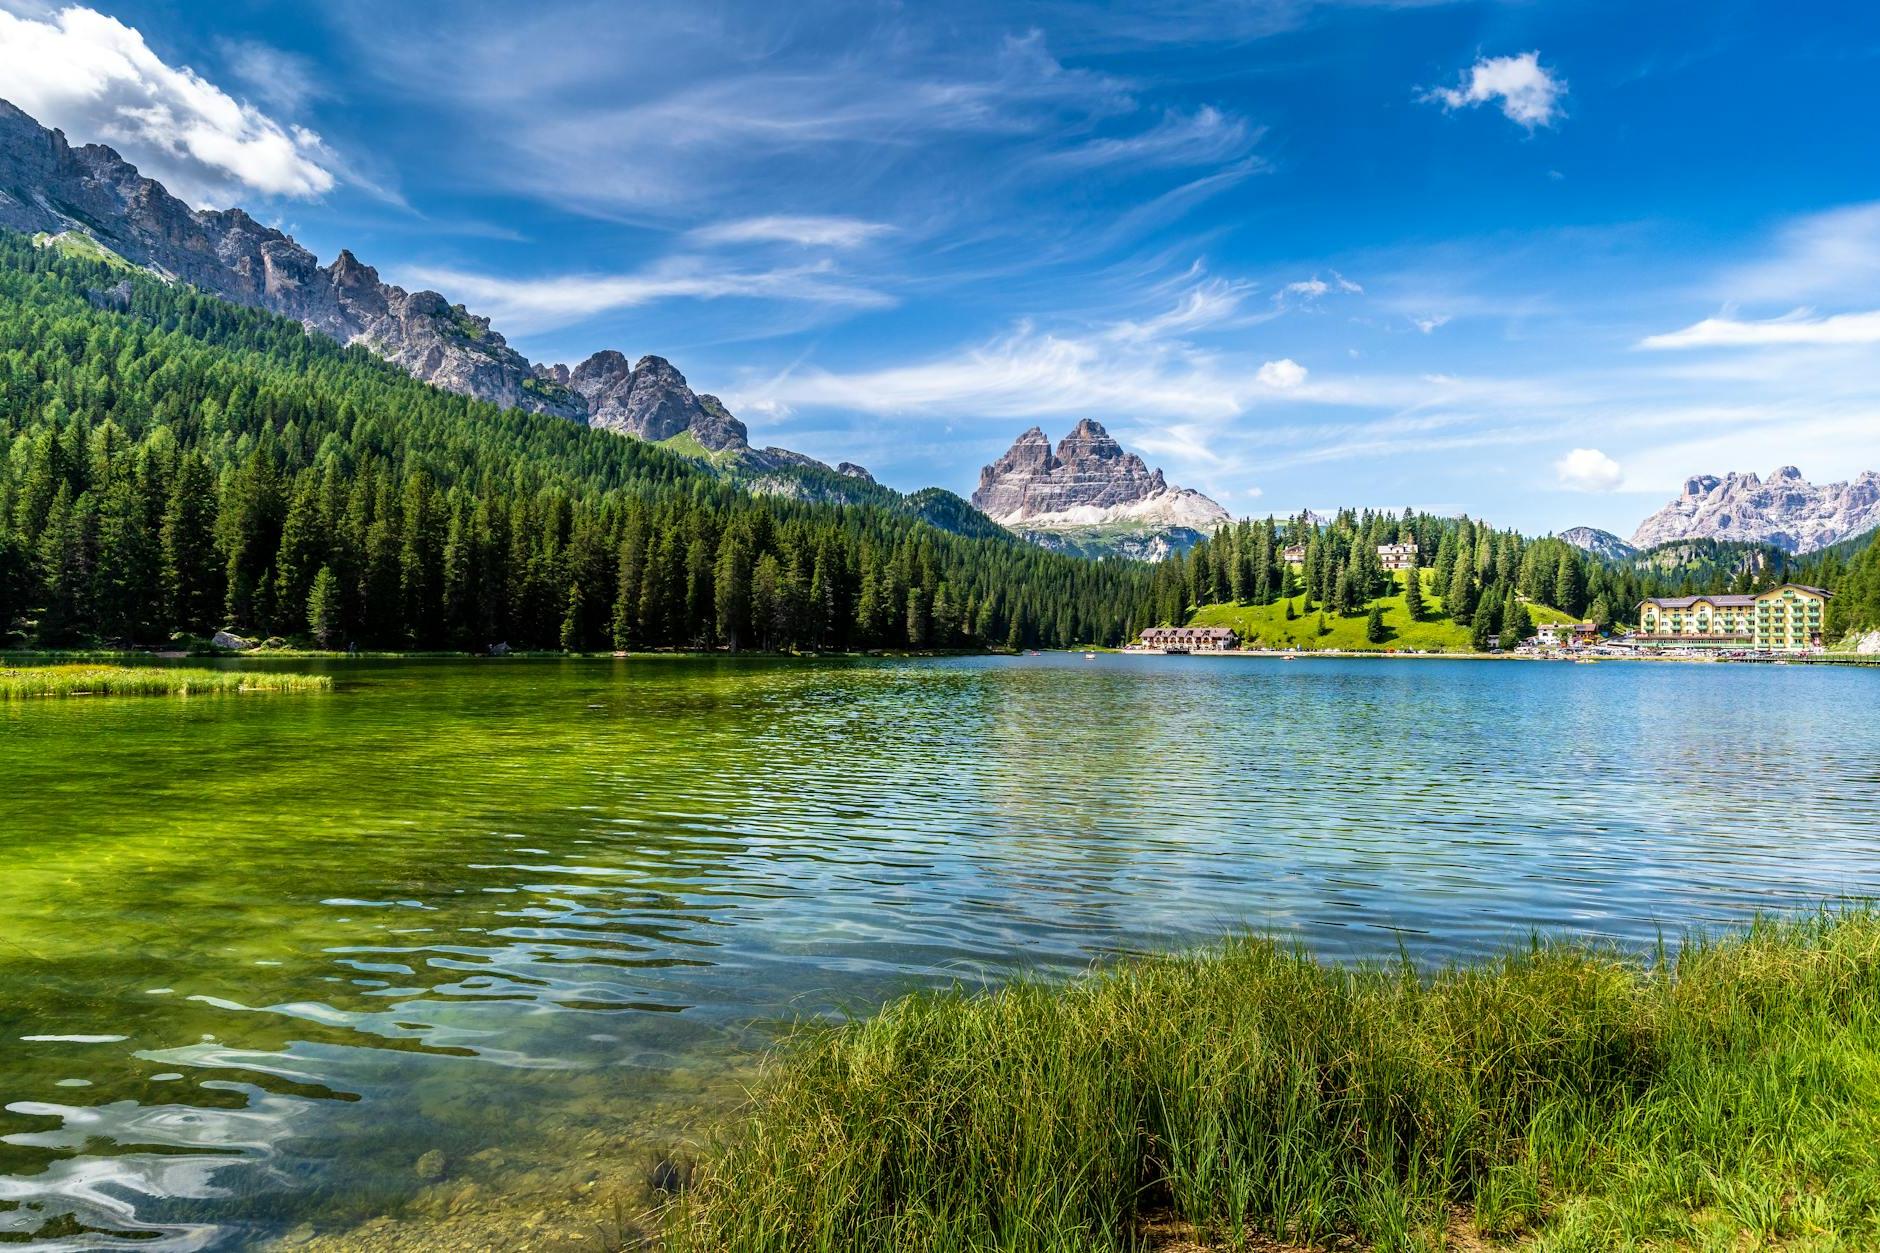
[713,532,750,651]
[1366,604,1387,643]
[1504,596,1534,646]
[1403,566,1424,620]
[1551,551,1582,617]
[307,566,342,647]
[1446,560,1477,624]
[161,452,221,634]
[560,581,585,652]
[1471,602,1495,651]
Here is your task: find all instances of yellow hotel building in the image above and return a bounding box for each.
[1635,584,1832,652]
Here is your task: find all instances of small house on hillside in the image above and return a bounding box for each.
[1377,543,1419,571]
[1281,544,1306,564]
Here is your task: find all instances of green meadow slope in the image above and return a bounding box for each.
[1187,569,1577,652]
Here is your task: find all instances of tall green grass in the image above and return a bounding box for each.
[668,914,1880,1251]
[0,665,330,697]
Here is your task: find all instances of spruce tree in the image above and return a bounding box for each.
[1366,604,1387,643]
[307,566,342,648]
[1403,566,1424,619]
[1446,560,1476,624]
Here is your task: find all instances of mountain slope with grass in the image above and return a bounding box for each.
[0,231,1151,651]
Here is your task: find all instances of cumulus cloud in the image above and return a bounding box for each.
[1641,309,1880,349]
[1422,52,1565,131]
[1257,358,1308,389]
[689,215,896,248]
[0,5,335,205]
[1554,447,1623,492]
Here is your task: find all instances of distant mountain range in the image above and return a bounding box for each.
[972,421,1229,559]
[1622,467,1880,555]
[1557,527,1638,561]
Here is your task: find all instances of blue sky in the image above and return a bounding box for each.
[3,1,1879,536]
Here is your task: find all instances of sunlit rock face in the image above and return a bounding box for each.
[972,421,1229,556]
[0,99,584,420]
[1629,467,1880,554]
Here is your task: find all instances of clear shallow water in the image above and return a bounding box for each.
[3,653,1879,1248]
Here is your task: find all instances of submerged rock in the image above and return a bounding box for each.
[415,1149,448,1182]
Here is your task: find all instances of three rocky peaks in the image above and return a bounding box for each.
[0,99,842,478]
[971,421,1228,557]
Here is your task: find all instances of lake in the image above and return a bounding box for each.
[4,653,1879,1249]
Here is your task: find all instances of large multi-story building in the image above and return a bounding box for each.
[1377,542,1419,571]
[1635,584,1832,652]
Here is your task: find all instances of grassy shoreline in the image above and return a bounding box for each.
[0,664,330,697]
[667,913,1880,1252]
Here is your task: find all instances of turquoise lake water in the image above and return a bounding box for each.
[3,653,1878,1248]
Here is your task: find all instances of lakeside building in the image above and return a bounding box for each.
[1378,543,1419,571]
[1139,626,1239,652]
[1535,621,1601,648]
[1282,544,1306,564]
[1635,584,1831,652]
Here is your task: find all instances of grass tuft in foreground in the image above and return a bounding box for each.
[0,665,331,698]
[667,913,1880,1251]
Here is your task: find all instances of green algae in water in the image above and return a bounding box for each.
[0,664,330,698]
[2,654,1879,1247]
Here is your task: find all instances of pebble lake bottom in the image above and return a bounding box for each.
[2,652,1877,1248]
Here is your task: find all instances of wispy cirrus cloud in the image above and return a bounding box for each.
[1044,104,1260,170]
[689,215,896,248]
[402,258,895,333]
[1712,201,1880,305]
[1640,309,1880,349]
[0,4,336,205]
[1421,51,1565,131]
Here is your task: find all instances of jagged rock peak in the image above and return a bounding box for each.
[972,419,1227,534]
[1632,466,1880,554]
[837,462,876,483]
[0,98,583,420]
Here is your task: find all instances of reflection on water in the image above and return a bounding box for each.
[3,654,1878,1246]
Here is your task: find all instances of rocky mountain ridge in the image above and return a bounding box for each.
[0,98,852,483]
[1558,527,1638,561]
[1628,466,1880,554]
[972,421,1228,557]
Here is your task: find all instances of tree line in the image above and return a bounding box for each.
[1148,509,1880,645]
[0,234,1153,652]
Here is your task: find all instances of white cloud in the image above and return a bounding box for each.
[1257,358,1308,389]
[1107,274,1253,342]
[217,37,328,116]
[1640,309,1880,349]
[1554,447,1624,492]
[689,215,896,248]
[1422,52,1565,131]
[1276,271,1363,307]
[0,5,336,205]
[1045,104,1259,169]
[1412,314,1450,333]
[1716,201,1880,305]
[402,258,894,333]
